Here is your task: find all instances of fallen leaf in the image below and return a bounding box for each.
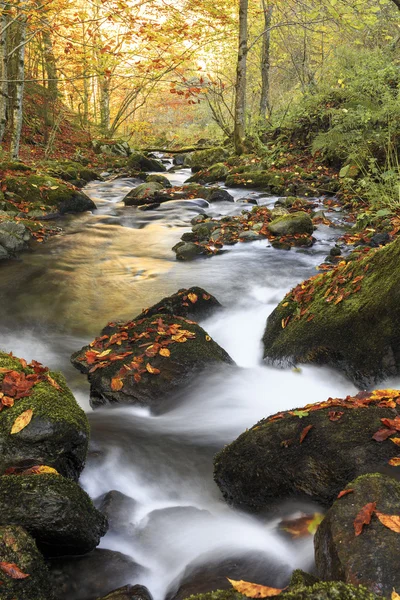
[159,348,170,357]
[0,562,29,579]
[111,377,124,391]
[329,411,344,421]
[391,438,400,446]
[376,511,400,533]
[389,457,400,466]
[227,578,283,598]
[188,293,198,303]
[337,489,354,499]
[372,428,396,442]
[291,410,309,418]
[300,424,313,444]
[46,375,61,391]
[354,502,376,536]
[279,513,324,538]
[10,409,33,434]
[22,465,59,475]
[392,590,400,599]
[146,363,160,374]
[205,335,211,342]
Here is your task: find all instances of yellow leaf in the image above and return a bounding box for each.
[111,377,124,391]
[98,349,112,358]
[205,335,211,342]
[49,186,59,190]
[392,591,400,600]
[22,465,59,475]
[159,348,170,357]
[391,438,400,446]
[146,363,160,374]
[389,457,400,466]
[228,578,283,598]
[11,409,33,434]
[187,293,198,303]
[376,511,400,533]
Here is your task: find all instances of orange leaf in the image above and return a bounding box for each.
[21,465,59,475]
[329,411,344,421]
[334,294,344,305]
[159,348,170,357]
[146,363,160,375]
[391,438,400,446]
[354,502,376,536]
[111,377,124,391]
[372,428,396,442]
[188,293,198,303]
[46,374,61,391]
[227,578,283,598]
[0,562,29,579]
[134,373,141,383]
[392,590,400,599]
[300,424,313,444]
[388,457,400,466]
[375,511,400,533]
[10,409,33,434]
[337,488,354,499]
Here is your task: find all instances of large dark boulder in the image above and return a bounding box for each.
[138,287,221,322]
[315,473,400,596]
[268,212,314,236]
[123,182,164,205]
[263,238,400,387]
[49,549,145,600]
[214,391,400,511]
[96,490,137,535]
[97,585,153,600]
[0,525,55,600]
[127,152,166,172]
[0,351,89,480]
[0,474,107,556]
[71,314,233,410]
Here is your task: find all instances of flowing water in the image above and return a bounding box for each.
[0,163,386,598]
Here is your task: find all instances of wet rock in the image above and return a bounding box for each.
[146,174,172,187]
[238,231,260,242]
[173,154,186,166]
[369,232,390,248]
[213,392,400,511]
[96,490,137,535]
[123,182,164,205]
[268,212,314,236]
[262,236,400,387]
[127,152,166,172]
[315,473,400,596]
[186,163,230,184]
[169,551,290,600]
[97,585,153,600]
[191,214,209,226]
[175,242,206,261]
[92,140,131,157]
[135,287,221,321]
[71,314,233,410]
[207,188,234,203]
[0,525,55,600]
[190,148,229,171]
[44,161,100,187]
[0,219,30,255]
[0,474,107,556]
[0,351,89,480]
[49,549,145,600]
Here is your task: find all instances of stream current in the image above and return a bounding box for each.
[0,164,394,599]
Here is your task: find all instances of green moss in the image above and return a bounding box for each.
[190,147,229,169]
[183,590,245,600]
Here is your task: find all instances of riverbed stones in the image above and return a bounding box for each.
[49,549,145,600]
[135,287,221,322]
[0,351,89,480]
[127,152,166,172]
[186,163,230,184]
[268,212,314,236]
[146,174,172,187]
[189,147,229,171]
[71,314,233,410]
[262,236,400,387]
[0,219,31,256]
[315,473,400,596]
[44,160,100,187]
[123,182,164,205]
[175,242,207,261]
[213,391,400,511]
[0,525,55,600]
[0,473,107,556]
[97,585,153,600]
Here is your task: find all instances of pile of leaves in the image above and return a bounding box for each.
[77,314,205,390]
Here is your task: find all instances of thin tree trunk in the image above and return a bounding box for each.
[10,2,26,159]
[99,75,110,136]
[259,1,273,122]
[42,24,58,100]
[233,0,248,155]
[0,1,8,142]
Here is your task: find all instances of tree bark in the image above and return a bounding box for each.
[99,75,110,136]
[0,1,8,142]
[259,1,273,122]
[233,0,248,155]
[10,2,26,159]
[42,23,58,101]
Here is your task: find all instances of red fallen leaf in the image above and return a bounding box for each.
[29,360,48,375]
[372,428,396,441]
[133,373,141,383]
[300,424,313,444]
[388,457,400,466]
[0,562,29,579]
[329,411,344,421]
[381,417,400,431]
[354,502,376,536]
[269,413,285,422]
[84,351,99,364]
[337,488,354,499]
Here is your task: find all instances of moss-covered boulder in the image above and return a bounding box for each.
[186,163,230,184]
[262,238,400,387]
[0,219,31,258]
[0,474,107,556]
[49,549,145,600]
[0,352,89,480]
[0,525,55,600]
[315,473,400,596]
[127,152,166,172]
[134,287,221,323]
[92,139,131,157]
[43,161,99,187]
[189,148,229,171]
[213,390,400,511]
[123,182,164,205]
[71,314,233,410]
[3,174,96,215]
[225,170,291,193]
[97,585,153,600]
[174,242,207,261]
[268,212,314,236]
[146,174,172,187]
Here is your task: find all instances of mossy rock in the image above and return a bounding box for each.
[0,219,31,256]
[213,393,400,511]
[71,314,233,410]
[136,287,221,322]
[0,525,55,600]
[97,585,153,600]
[190,148,229,171]
[315,473,400,596]
[186,163,230,184]
[268,212,314,236]
[225,170,292,193]
[262,237,400,387]
[127,152,166,172]
[3,174,96,214]
[92,139,131,157]
[43,161,99,187]
[123,182,164,205]
[145,174,171,187]
[0,352,89,480]
[0,474,107,556]
[175,242,206,261]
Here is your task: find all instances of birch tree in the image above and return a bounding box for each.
[234,0,248,154]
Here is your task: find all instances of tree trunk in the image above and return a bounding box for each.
[259,1,273,123]
[10,3,26,159]
[42,24,58,101]
[0,1,8,142]
[99,75,110,136]
[233,0,248,155]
